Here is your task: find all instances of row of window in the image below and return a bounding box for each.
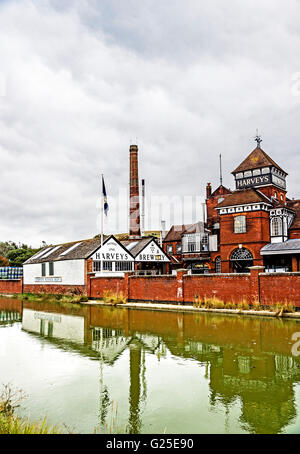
[41,262,54,277]
[93,261,133,272]
[235,167,270,179]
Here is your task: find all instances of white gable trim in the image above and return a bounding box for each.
[135,240,170,263]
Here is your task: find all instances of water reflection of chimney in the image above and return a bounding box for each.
[128,342,142,434]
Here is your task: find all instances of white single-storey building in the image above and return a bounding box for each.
[23,235,170,292]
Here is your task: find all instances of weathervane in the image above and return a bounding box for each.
[254,129,262,148]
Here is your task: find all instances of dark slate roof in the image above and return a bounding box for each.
[121,237,154,258]
[24,236,109,265]
[287,199,300,230]
[216,188,272,209]
[232,147,287,175]
[261,239,300,255]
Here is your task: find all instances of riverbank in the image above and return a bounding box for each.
[85,300,300,319]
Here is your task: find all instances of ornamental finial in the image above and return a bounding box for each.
[254,129,262,148]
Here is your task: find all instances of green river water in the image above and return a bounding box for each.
[0,296,300,434]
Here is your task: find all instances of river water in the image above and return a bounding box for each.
[0,296,300,434]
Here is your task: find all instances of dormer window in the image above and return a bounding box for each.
[244,171,252,178]
[236,173,243,179]
[262,167,269,174]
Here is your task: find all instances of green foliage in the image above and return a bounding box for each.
[6,248,39,267]
[103,291,127,306]
[0,241,42,267]
[0,384,61,435]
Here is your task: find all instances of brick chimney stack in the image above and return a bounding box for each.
[206,182,212,199]
[129,144,141,239]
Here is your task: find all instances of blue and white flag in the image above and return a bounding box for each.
[102,176,109,216]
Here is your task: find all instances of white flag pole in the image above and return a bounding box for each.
[100,174,104,274]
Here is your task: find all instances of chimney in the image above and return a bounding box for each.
[206,182,212,199]
[129,145,141,239]
[141,179,145,237]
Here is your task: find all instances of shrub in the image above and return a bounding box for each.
[237,301,250,311]
[103,291,127,306]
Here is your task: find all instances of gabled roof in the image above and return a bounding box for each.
[24,236,109,265]
[232,147,287,175]
[122,237,169,261]
[121,237,154,257]
[163,224,193,242]
[216,188,272,209]
[211,185,232,197]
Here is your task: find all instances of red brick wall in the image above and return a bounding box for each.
[88,270,300,306]
[90,276,127,298]
[23,284,85,295]
[129,275,178,302]
[219,211,270,272]
[0,279,23,294]
[183,274,252,304]
[260,273,300,306]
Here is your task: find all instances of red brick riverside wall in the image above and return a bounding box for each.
[89,268,300,307]
[0,279,23,294]
[90,276,127,299]
[23,284,85,295]
[183,274,252,304]
[129,275,178,302]
[259,273,300,306]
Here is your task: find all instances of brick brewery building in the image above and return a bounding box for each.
[163,135,300,274]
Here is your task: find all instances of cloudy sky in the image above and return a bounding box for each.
[1,0,300,247]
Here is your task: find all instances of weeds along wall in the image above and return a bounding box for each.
[89,267,300,306]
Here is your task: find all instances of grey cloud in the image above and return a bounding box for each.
[0,0,299,246]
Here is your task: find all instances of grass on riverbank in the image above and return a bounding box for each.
[102,291,127,306]
[0,384,61,435]
[193,296,295,314]
[14,293,89,304]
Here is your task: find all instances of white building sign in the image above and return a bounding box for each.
[35,277,62,283]
[137,241,170,262]
[92,239,133,262]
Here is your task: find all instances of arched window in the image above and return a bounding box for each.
[271,217,282,237]
[230,248,253,273]
[234,215,246,233]
[215,256,221,273]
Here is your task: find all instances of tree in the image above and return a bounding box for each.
[0,256,9,267]
[6,248,40,267]
[0,242,18,258]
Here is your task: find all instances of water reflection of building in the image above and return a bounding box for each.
[22,308,85,344]
[0,297,22,325]
[18,300,300,434]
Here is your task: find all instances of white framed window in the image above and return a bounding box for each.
[115,262,133,272]
[234,215,247,234]
[271,217,283,236]
[93,261,113,272]
[215,257,221,273]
